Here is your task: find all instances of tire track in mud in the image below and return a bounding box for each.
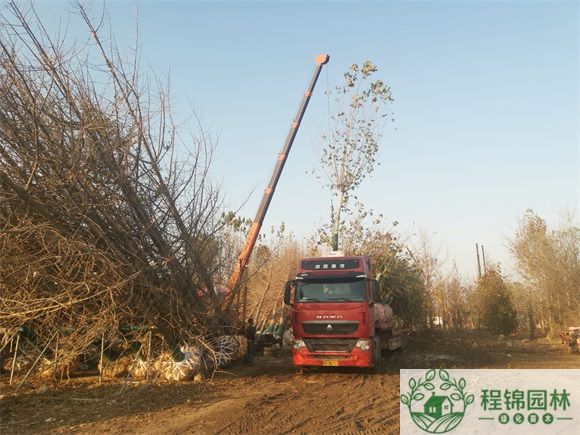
[223,361,400,434]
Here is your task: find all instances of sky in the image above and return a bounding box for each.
[27,0,579,280]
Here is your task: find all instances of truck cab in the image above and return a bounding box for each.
[284,255,402,369]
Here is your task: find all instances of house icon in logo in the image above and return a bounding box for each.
[424,393,454,419]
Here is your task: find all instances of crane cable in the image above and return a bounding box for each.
[325,59,335,221]
[325,62,331,147]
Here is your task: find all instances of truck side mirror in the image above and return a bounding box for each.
[284,280,294,306]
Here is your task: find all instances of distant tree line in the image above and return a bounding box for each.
[402,210,578,337]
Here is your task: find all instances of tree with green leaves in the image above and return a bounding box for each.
[474,268,518,335]
[310,211,427,327]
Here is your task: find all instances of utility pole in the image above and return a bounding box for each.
[481,245,487,273]
[475,243,482,279]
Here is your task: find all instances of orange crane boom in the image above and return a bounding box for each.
[225,54,330,308]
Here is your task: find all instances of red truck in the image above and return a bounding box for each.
[284,255,404,369]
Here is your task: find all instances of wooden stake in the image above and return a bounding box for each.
[236,285,241,324]
[0,330,17,355]
[53,332,60,382]
[146,329,152,382]
[9,333,20,386]
[99,332,105,384]
[16,333,56,392]
[242,284,248,327]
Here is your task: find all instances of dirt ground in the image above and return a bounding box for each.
[1,330,578,434]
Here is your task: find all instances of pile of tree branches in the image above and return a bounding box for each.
[0,1,228,370]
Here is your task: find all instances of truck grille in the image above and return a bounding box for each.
[304,338,358,353]
[301,321,359,334]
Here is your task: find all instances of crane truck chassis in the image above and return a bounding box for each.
[284,255,404,369]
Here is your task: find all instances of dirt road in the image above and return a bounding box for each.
[1,330,578,434]
[1,358,401,434]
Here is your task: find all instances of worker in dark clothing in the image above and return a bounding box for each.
[245,318,256,364]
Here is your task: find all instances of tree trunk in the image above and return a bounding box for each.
[528,302,536,340]
[332,189,346,251]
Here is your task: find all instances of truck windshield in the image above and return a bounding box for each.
[296,278,366,302]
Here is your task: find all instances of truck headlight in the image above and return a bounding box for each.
[293,339,306,350]
[355,339,371,351]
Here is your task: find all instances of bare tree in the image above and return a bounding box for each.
[314,61,393,250]
[245,225,302,330]
[0,1,228,370]
[412,229,445,326]
[510,209,579,335]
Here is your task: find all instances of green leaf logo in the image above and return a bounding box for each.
[401,370,472,434]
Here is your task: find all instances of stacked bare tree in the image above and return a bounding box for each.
[0,2,232,379]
